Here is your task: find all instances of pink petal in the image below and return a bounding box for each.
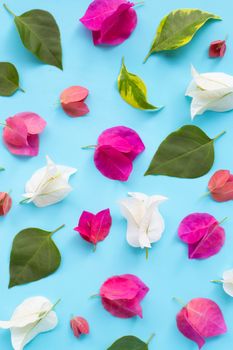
[211,181,233,202]
[17,112,46,134]
[100,275,140,300]
[101,296,143,318]
[92,4,137,45]
[5,134,39,156]
[3,116,28,147]
[100,274,149,318]
[70,317,89,337]
[187,298,227,338]
[178,213,218,244]
[80,0,129,31]
[208,170,230,192]
[94,145,133,181]
[176,307,205,349]
[188,224,225,259]
[97,126,145,160]
[60,86,89,104]
[209,40,226,58]
[91,209,112,244]
[74,211,95,243]
[61,101,89,117]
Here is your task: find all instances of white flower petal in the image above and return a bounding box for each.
[0,297,58,350]
[187,66,233,118]
[23,156,77,207]
[119,192,167,249]
[11,311,57,350]
[223,269,233,297]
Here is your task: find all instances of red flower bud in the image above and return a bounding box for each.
[209,40,226,58]
[0,192,12,216]
[208,170,233,202]
[70,316,89,338]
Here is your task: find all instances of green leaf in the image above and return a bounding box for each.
[145,125,225,178]
[4,4,63,70]
[107,336,148,350]
[0,62,23,96]
[9,224,65,288]
[117,58,160,111]
[144,9,221,61]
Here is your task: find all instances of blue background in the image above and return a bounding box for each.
[0,0,233,349]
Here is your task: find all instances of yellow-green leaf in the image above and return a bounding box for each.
[118,58,160,111]
[145,9,221,61]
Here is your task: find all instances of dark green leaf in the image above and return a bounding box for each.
[107,336,148,350]
[0,62,22,96]
[9,225,65,288]
[4,4,63,69]
[118,58,159,111]
[145,9,221,61]
[145,125,225,178]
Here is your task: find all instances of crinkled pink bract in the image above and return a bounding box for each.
[177,298,227,349]
[70,316,89,338]
[0,192,12,216]
[208,170,233,202]
[74,209,112,248]
[100,274,149,318]
[80,0,137,46]
[94,126,145,181]
[209,40,226,58]
[60,86,89,117]
[178,213,225,259]
[3,112,46,156]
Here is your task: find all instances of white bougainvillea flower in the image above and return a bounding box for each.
[119,192,167,249]
[212,269,233,297]
[0,296,58,350]
[186,65,233,119]
[22,156,77,207]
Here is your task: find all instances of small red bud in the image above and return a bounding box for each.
[70,316,89,338]
[0,192,12,216]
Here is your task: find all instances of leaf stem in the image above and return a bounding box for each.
[219,217,228,226]
[18,86,25,93]
[93,244,97,252]
[81,145,97,150]
[146,333,155,345]
[52,298,61,310]
[211,279,224,284]
[89,294,100,299]
[173,297,186,307]
[134,1,144,7]
[51,224,65,235]
[145,247,149,260]
[19,198,30,205]
[214,130,226,141]
[3,4,16,17]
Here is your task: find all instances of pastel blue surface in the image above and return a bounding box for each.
[0,0,233,349]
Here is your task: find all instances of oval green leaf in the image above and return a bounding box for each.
[145,9,221,61]
[145,125,225,178]
[9,225,64,288]
[4,4,63,70]
[0,62,22,96]
[118,58,160,111]
[107,336,148,350]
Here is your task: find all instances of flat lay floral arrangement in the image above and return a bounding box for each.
[0,0,233,349]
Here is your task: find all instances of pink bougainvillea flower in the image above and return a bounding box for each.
[208,170,233,202]
[60,86,89,117]
[74,209,112,249]
[70,316,89,338]
[90,126,144,181]
[3,112,46,156]
[0,192,12,216]
[209,40,226,58]
[80,0,137,46]
[176,298,227,349]
[99,274,149,318]
[178,213,225,259]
